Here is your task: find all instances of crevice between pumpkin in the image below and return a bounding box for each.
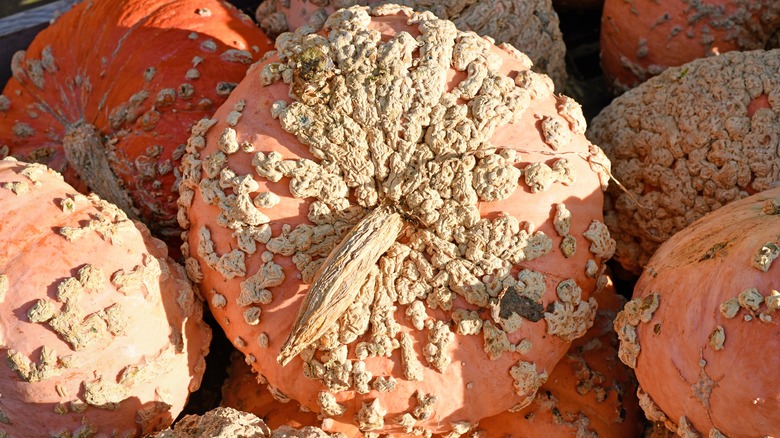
[62,122,140,222]
[278,205,405,366]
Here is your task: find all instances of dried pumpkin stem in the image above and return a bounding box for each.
[62,122,139,221]
[278,205,404,365]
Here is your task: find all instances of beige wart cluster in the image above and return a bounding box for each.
[0,158,211,437]
[181,5,613,435]
[255,0,569,90]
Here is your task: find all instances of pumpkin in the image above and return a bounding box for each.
[587,49,780,275]
[0,0,272,254]
[600,0,780,93]
[221,351,323,430]
[181,5,614,435]
[472,275,643,437]
[0,158,211,436]
[254,0,569,90]
[614,187,780,437]
[154,406,338,437]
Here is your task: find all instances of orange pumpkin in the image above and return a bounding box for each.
[255,0,569,90]
[472,275,643,437]
[614,187,780,437]
[0,0,272,253]
[181,5,613,435]
[600,0,780,93]
[0,158,211,436]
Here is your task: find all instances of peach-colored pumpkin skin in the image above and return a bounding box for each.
[622,187,780,437]
[0,0,272,252]
[600,0,780,92]
[183,7,612,435]
[0,158,211,437]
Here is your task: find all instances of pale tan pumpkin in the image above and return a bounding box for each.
[588,49,780,275]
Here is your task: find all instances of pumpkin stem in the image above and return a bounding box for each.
[277,205,404,366]
[62,122,140,221]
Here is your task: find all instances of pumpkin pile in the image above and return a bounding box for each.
[3,0,780,435]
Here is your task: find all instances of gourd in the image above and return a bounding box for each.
[255,0,569,90]
[600,0,780,93]
[0,0,272,252]
[0,158,211,436]
[614,187,780,437]
[588,49,780,274]
[181,5,614,435]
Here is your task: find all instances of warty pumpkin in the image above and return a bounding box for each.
[588,49,780,275]
[0,158,211,436]
[600,0,780,93]
[0,0,272,254]
[614,186,780,437]
[255,0,569,90]
[180,5,614,435]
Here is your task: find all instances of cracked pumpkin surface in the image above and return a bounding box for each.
[181,6,612,434]
[0,0,272,252]
[614,188,780,438]
[0,158,211,437]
